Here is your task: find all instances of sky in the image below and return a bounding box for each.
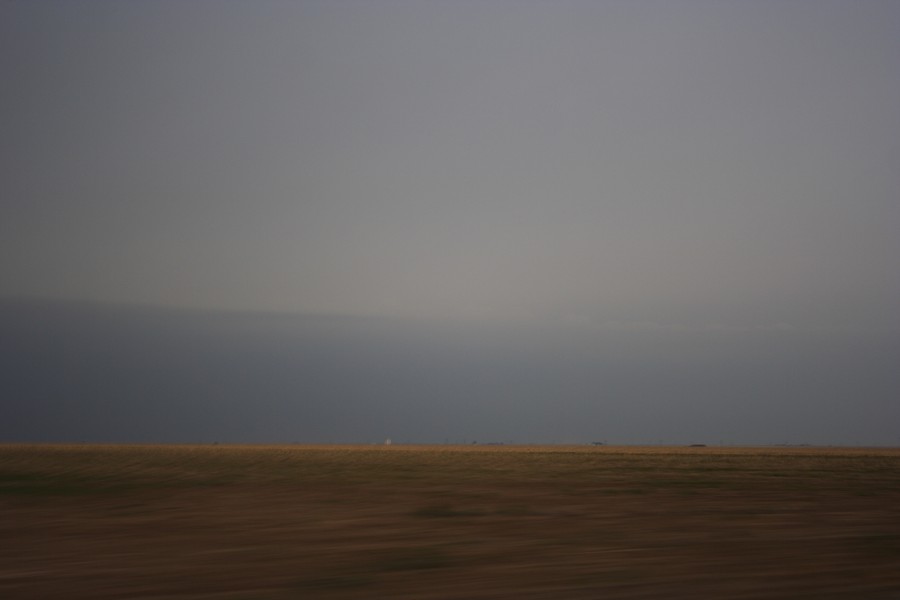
[1,0,898,445]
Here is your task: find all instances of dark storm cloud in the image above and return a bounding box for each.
[2,299,897,445]
[2,2,899,445]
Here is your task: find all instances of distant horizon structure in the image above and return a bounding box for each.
[385,438,391,446]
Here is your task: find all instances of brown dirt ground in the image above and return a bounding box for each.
[1,444,899,599]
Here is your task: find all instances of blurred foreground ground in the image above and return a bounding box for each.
[1,444,899,599]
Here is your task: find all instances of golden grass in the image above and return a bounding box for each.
[2,444,899,599]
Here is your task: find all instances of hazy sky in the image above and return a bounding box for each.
[2,1,898,444]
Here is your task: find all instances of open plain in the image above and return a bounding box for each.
[2,444,899,599]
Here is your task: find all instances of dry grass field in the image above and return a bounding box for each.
[2,444,899,599]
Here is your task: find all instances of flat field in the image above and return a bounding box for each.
[2,444,899,599]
